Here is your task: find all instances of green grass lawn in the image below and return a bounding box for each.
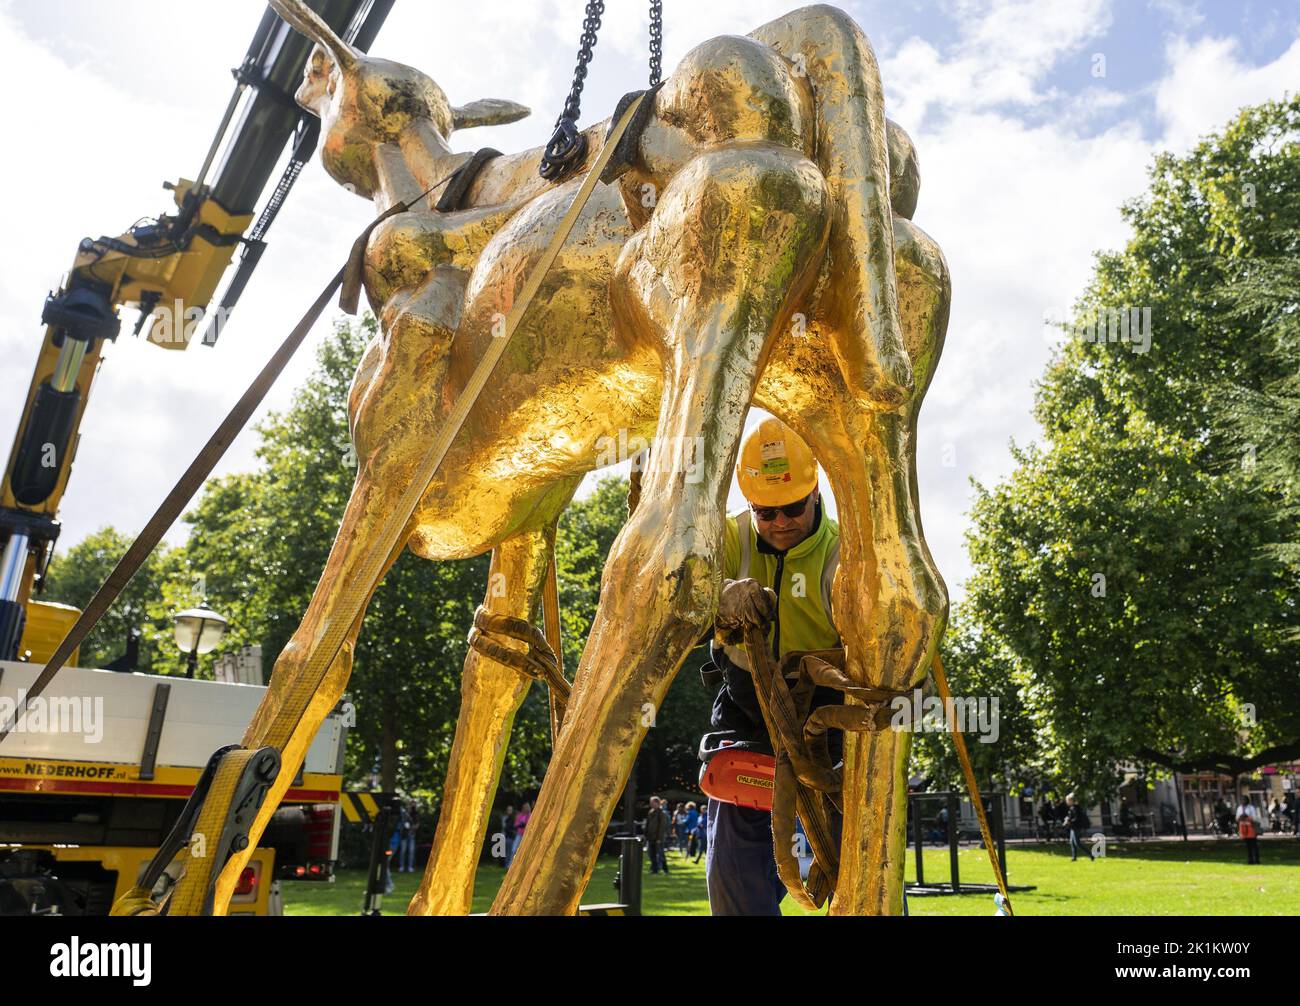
[282,837,1300,916]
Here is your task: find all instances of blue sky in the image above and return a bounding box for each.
[0,0,1296,602]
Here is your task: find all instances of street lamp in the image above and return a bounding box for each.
[173,601,227,678]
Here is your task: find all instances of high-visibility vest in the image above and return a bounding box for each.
[720,506,841,669]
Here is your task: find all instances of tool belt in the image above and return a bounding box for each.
[698,733,777,811]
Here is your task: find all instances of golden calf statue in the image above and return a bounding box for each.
[171,0,950,916]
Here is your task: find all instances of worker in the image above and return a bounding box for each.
[703,417,844,915]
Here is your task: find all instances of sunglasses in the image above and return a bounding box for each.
[750,493,813,522]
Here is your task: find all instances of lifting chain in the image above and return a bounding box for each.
[540,1,664,180]
[649,0,663,87]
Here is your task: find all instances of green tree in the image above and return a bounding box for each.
[43,527,180,673]
[949,98,1299,801]
[1216,245,1300,588]
[909,610,1045,796]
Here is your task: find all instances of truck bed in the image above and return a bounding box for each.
[0,660,344,797]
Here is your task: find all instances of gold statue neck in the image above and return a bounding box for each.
[370,120,465,213]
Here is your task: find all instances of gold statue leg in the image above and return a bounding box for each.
[409,485,576,916]
[817,218,949,915]
[764,215,951,915]
[180,295,464,915]
[804,407,946,916]
[490,143,830,914]
[733,8,951,915]
[751,5,913,410]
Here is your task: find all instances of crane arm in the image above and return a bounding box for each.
[0,0,395,661]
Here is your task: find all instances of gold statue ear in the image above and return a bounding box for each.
[886,119,920,220]
[451,98,531,130]
[268,0,357,73]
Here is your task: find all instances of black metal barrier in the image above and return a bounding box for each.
[908,790,1033,897]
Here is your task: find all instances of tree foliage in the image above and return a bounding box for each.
[43,527,181,673]
[924,98,1300,801]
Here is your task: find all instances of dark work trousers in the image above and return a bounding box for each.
[704,642,918,914]
[706,799,787,915]
[1244,836,1261,864]
[705,799,884,915]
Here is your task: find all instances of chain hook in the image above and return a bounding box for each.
[539,0,664,181]
[540,117,588,181]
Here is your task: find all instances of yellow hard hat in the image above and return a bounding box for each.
[736,418,817,506]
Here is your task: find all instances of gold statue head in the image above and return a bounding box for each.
[267,0,530,198]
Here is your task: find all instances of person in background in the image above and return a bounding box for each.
[511,802,531,867]
[1037,796,1055,840]
[672,802,688,855]
[684,802,700,858]
[1235,793,1263,865]
[1268,798,1284,834]
[397,800,419,872]
[644,796,671,874]
[1064,793,1093,861]
[501,805,518,868]
[929,805,949,844]
[1213,797,1234,837]
[385,817,400,893]
[693,805,708,863]
[1117,797,1133,837]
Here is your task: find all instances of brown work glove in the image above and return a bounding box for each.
[715,578,777,645]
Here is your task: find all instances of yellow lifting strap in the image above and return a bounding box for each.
[741,626,1015,916]
[741,629,909,911]
[164,749,267,916]
[931,651,1014,916]
[541,558,566,743]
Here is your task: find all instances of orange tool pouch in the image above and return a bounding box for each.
[698,736,776,812]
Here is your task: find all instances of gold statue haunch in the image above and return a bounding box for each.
[181,0,950,916]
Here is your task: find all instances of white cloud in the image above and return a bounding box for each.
[885,0,1112,126]
[1156,33,1300,150]
[1148,0,1204,34]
